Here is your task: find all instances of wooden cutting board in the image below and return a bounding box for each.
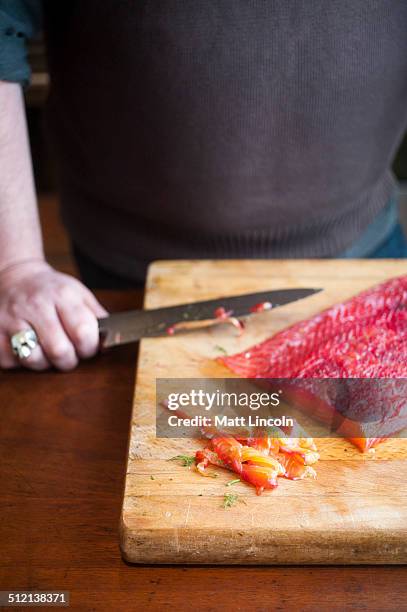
[120,260,407,564]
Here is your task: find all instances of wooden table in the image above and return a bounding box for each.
[1,290,407,611]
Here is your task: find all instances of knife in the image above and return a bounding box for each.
[98,287,321,349]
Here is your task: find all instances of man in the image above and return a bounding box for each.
[1,1,407,371]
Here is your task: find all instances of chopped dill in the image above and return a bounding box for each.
[223,493,238,508]
[226,479,240,487]
[169,454,196,467]
[214,345,228,355]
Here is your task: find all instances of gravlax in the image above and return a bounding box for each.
[219,276,407,450]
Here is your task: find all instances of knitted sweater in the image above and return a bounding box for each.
[2,1,407,279]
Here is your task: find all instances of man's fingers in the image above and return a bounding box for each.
[0,265,106,372]
[57,301,100,359]
[26,309,78,371]
[21,342,51,371]
[83,291,109,318]
[0,333,19,369]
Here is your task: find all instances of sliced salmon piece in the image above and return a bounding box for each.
[219,276,407,451]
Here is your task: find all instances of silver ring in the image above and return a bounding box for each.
[10,328,39,360]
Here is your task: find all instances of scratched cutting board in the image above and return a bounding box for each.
[120,260,407,564]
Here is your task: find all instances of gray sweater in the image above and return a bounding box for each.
[2,1,407,280]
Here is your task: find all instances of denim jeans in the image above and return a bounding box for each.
[73,218,407,289]
[366,223,407,258]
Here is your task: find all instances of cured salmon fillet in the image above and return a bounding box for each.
[219,276,407,451]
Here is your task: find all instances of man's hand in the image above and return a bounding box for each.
[0,260,108,371]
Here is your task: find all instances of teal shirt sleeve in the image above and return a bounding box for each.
[0,0,42,85]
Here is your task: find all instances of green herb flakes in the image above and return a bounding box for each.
[214,345,228,355]
[223,493,238,508]
[169,455,196,467]
[226,479,240,487]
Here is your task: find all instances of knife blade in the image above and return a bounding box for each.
[98,287,321,348]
